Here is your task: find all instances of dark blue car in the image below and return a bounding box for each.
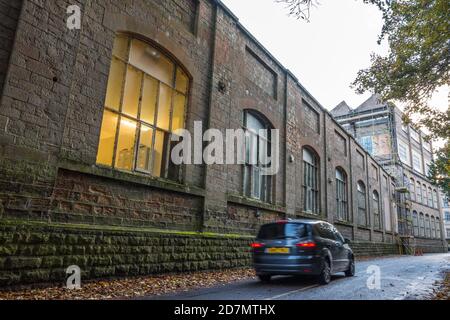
[251,219,355,285]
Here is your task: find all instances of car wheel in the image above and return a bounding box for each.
[345,258,355,277]
[318,259,331,285]
[258,274,271,282]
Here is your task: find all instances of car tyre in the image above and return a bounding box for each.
[345,257,355,277]
[258,274,271,282]
[318,259,331,285]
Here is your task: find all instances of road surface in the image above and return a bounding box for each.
[145,253,449,300]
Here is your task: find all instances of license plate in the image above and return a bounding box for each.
[266,247,290,254]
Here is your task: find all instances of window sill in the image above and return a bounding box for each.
[357,225,371,231]
[227,194,286,214]
[57,161,205,198]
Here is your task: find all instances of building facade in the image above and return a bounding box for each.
[441,192,450,247]
[331,96,447,252]
[0,0,446,285]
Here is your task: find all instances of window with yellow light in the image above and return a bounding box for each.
[96,34,189,180]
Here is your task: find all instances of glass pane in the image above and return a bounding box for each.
[113,35,129,61]
[129,39,174,85]
[96,110,118,166]
[136,125,154,172]
[157,84,172,131]
[172,93,186,131]
[246,113,264,132]
[115,117,137,170]
[105,58,125,111]
[122,66,142,118]
[141,76,158,124]
[153,130,166,177]
[175,68,189,94]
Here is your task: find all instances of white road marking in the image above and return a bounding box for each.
[265,284,320,300]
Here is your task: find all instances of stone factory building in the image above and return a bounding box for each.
[0,0,446,286]
[331,96,447,253]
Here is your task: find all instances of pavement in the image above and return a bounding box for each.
[144,253,450,300]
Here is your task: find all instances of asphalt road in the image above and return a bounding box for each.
[147,253,450,300]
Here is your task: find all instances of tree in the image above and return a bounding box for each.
[278,0,450,196]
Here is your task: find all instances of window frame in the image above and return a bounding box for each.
[96,34,190,181]
[302,147,320,215]
[372,190,381,230]
[357,181,368,227]
[335,168,348,222]
[412,211,419,236]
[243,110,273,203]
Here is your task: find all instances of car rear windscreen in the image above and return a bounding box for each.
[257,223,310,240]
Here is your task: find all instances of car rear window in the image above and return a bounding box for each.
[257,223,310,240]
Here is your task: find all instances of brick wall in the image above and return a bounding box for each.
[0,0,22,96]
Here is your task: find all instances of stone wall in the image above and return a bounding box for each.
[0,220,252,287]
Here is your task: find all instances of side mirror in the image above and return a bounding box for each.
[344,238,351,244]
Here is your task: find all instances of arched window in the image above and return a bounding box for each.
[243,111,273,203]
[436,217,441,239]
[428,187,433,207]
[412,211,419,236]
[432,190,438,209]
[416,182,422,203]
[335,168,348,221]
[419,213,425,237]
[372,191,381,229]
[425,214,431,238]
[423,184,428,205]
[96,34,189,180]
[303,148,320,214]
[409,178,416,201]
[357,181,367,226]
[431,216,436,238]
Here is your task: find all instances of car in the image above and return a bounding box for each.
[251,219,355,285]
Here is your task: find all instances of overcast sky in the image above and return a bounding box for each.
[220,0,448,113]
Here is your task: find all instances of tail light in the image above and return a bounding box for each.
[296,241,317,248]
[250,242,264,249]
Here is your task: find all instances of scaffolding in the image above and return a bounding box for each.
[338,103,416,254]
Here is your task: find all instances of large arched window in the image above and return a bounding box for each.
[423,184,428,205]
[357,181,367,226]
[416,182,422,203]
[96,34,189,180]
[303,148,320,214]
[372,191,381,230]
[428,187,433,207]
[431,216,436,238]
[412,211,419,236]
[432,190,438,209]
[335,168,348,221]
[409,178,415,201]
[243,110,273,203]
[419,213,425,237]
[436,217,441,239]
[425,214,431,238]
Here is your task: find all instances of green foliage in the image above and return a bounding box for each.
[428,142,450,198]
[352,0,450,141]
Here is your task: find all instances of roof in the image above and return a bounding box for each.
[355,94,386,113]
[330,101,352,117]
